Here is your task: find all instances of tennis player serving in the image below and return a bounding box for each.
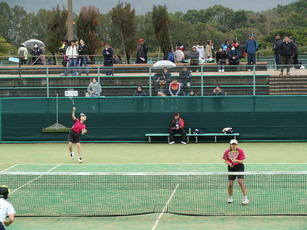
[68,106,87,163]
[222,139,249,205]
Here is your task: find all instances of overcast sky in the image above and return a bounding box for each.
[2,0,298,14]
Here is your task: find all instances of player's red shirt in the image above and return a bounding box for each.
[72,118,86,133]
[222,148,245,165]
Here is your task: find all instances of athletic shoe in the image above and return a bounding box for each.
[218,69,222,72]
[227,197,233,203]
[242,197,249,205]
[169,141,175,145]
[70,152,74,160]
[78,156,83,163]
[181,141,187,144]
[222,69,225,72]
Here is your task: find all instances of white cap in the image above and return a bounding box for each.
[230,139,238,145]
[80,113,87,119]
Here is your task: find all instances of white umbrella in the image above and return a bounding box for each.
[23,39,45,49]
[152,60,176,69]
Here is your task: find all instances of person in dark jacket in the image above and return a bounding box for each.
[279,35,295,75]
[227,45,240,69]
[133,86,146,96]
[31,43,43,65]
[102,42,114,75]
[216,47,227,72]
[190,46,199,65]
[246,33,258,71]
[136,39,146,63]
[179,67,192,91]
[238,41,247,59]
[272,34,282,70]
[78,39,89,76]
[169,113,187,144]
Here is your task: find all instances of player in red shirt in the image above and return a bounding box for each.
[68,107,87,163]
[222,139,249,205]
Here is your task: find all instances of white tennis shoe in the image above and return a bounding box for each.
[169,141,175,144]
[181,141,187,144]
[70,152,74,160]
[242,197,249,205]
[227,196,233,203]
[78,156,83,163]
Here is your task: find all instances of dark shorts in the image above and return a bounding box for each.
[68,130,81,143]
[0,222,5,230]
[228,164,245,180]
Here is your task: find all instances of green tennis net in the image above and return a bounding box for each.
[1,171,306,217]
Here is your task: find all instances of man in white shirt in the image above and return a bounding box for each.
[0,186,15,230]
[62,40,79,76]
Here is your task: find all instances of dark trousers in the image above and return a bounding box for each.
[247,53,256,69]
[169,129,186,142]
[0,222,5,230]
[274,53,281,69]
[281,56,292,73]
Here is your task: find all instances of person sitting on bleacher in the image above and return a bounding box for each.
[155,78,168,96]
[169,78,182,96]
[169,113,187,145]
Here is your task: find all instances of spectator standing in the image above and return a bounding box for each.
[133,86,146,96]
[102,42,114,75]
[86,78,101,97]
[216,47,227,72]
[291,38,299,69]
[221,40,230,51]
[63,40,78,76]
[78,39,89,76]
[205,40,214,59]
[18,44,28,65]
[196,42,205,59]
[169,113,187,144]
[272,34,282,70]
[246,33,258,71]
[279,35,295,76]
[31,43,43,65]
[136,39,146,63]
[184,43,191,60]
[59,39,69,67]
[238,41,247,59]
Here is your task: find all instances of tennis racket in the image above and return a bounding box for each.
[67,88,75,106]
[228,150,239,166]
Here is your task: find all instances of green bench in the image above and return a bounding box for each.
[145,133,240,143]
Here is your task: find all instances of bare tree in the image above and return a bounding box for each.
[110,2,136,64]
[152,5,172,60]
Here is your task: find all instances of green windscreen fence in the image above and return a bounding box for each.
[1,96,307,142]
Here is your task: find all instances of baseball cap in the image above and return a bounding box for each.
[138,38,144,42]
[230,139,238,145]
[80,113,86,119]
[275,33,280,36]
[249,33,254,37]
[173,112,180,116]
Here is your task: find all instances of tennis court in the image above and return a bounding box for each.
[0,143,306,230]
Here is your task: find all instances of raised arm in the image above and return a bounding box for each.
[72,107,77,120]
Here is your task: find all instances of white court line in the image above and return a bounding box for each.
[1,164,18,172]
[10,164,61,195]
[10,163,307,165]
[151,183,180,230]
